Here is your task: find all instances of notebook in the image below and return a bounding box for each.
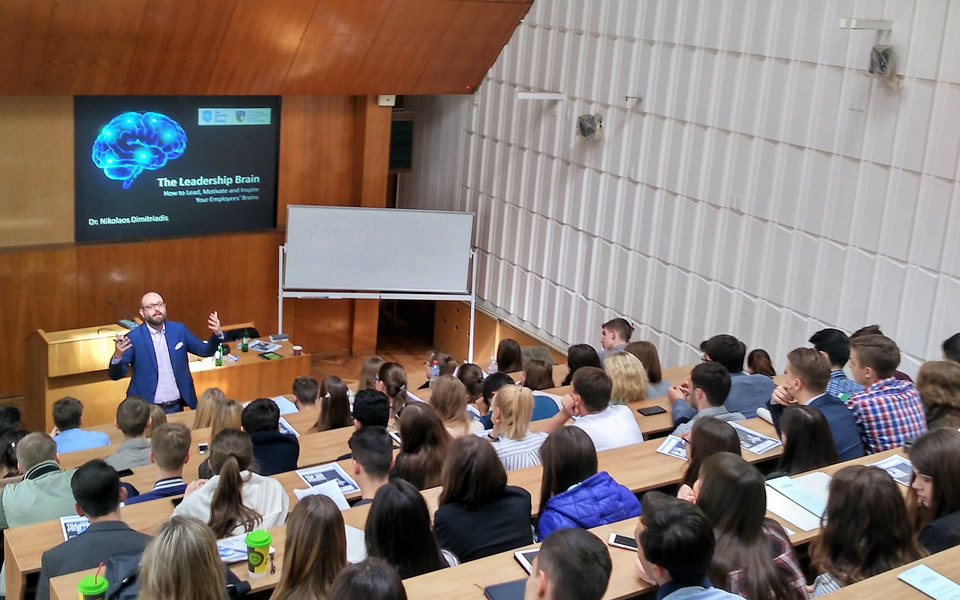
[484,579,526,600]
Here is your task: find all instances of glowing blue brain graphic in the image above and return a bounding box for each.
[92,112,187,189]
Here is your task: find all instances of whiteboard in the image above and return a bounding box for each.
[283,206,474,293]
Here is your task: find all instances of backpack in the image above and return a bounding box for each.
[105,549,251,600]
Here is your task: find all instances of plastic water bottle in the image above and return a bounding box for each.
[215,344,223,367]
[429,360,440,386]
[488,356,498,374]
[241,331,249,353]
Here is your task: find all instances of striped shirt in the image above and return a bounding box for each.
[490,431,548,471]
[826,370,864,398]
[812,573,843,597]
[845,377,927,454]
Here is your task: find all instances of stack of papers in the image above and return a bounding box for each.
[764,472,831,531]
[655,436,688,460]
[296,463,360,495]
[870,454,913,486]
[278,417,300,437]
[898,564,960,599]
[729,422,782,454]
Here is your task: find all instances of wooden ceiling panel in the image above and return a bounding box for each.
[283,0,393,94]
[0,1,56,94]
[351,0,461,93]
[414,0,528,94]
[125,0,240,94]
[205,0,320,94]
[35,0,150,94]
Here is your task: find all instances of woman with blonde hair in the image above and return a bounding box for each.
[138,516,226,600]
[357,356,385,392]
[430,375,482,437]
[145,404,167,438]
[192,387,225,429]
[198,398,243,478]
[271,495,347,600]
[916,360,960,430]
[488,384,547,471]
[604,351,649,404]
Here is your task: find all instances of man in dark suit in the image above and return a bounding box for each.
[108,291,224,412]
[242,398,300,476]
[36,460,151,600]
[766,347,865,461]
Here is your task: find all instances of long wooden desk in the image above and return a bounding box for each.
[818,545,960,599]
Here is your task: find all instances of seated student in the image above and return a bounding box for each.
[241,398,299,476]
[104,395,153,470]
[138,516,227,600]
[561,343,603,386]
[352,389,391,429]
[852,325,914,381]
[50,397,110,453]
[144,403,167,438]
[174,429,290,537]
[692,453,808,600]
[193,387,226,429]
[598,317,633,362]
[604,351,649,404]
[808,465,924,596]
[457,363,487,422]
[419,350,458,389]
[522,359,555,391]
[634,492,743,600]
[0,407,21,440]
[525,528,612,600]
[536,427,641,540]
[328,558,407,600]
[626,341,671,398]
[944,333,960,363]
[496,338,524,374]
[673,335,775,423]
[477,371,515,430]
[272,495,347,600]
[434,436,533,562]
[358,356,385,392]
[365,478,452,578]
[125,423,191,504]
[746,349,776,377]
[808,328,864,397]
[678,418,741,499]
[768,405,838,478]
[542,367,644,451]
[390,402,451,490]
[376,362,411,421]
[488,384,548,470]
[846,334,927,453]
[908,428,960,553]
[767,348,865,461]
[0,430,29,479]
[0,433,78,594]
[291,375,320,414]
[430,375,483,437]
[198,398,243,478]
[348,426,394,505]
[313,375,354,432]
[915,360,960,430]
[36,460,151,600]
[670,363,744,437]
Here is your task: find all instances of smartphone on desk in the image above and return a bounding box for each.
[637,405,667,416]
[198,442,209,455]
[114,468,134,477]
[608,533,638,551]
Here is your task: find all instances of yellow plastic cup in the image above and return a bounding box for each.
[77,574,108,599]
[245,529,272,578]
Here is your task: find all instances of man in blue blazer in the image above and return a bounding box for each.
[108,291,223,412]
[766,347,865,461]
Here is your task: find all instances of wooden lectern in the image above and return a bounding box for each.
[25,322,312,432]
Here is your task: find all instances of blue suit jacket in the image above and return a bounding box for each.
[672,372,776,424]
[107,321,220,408]
[767,393,865,462]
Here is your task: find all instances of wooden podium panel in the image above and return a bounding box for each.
[25,324,311,432]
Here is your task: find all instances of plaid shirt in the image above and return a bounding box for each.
[845,377,927,454]
[826,370,864,398]
[723,522,809,600]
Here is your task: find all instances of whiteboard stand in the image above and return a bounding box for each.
[277,247,478,363]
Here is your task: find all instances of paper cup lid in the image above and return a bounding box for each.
[245,529,272,547]
[77,574,109,594]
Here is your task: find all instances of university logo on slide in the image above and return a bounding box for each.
[91,112,187,189]
[236,110,246,122]
[202,110,213,123]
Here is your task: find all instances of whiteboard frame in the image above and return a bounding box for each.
[277,245,478,362]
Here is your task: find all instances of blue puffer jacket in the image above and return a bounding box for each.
[536,471,642,540]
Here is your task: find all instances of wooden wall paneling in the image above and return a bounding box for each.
[0,1,56,94]
[35,0,150,94]
[287,299,355,355]
[282,0,393,95]
[205,0,320,94]
[0,96,74,248]
[125,0,240,94]
[277,96,357,226]
[414,1,530,94]
[434,301,497,365]
[352,0,461,93]
[352,96,393,208]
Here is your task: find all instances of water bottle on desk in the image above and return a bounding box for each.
[241,331,249,353]
[215,344,223,367]
[488,356,498,374]
[429,360,440,386]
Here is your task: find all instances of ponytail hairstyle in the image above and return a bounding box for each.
[0,429,28,474]
[315,376,353,432]
[456,363,485,403]
[207,429,262,538]
[358,356,385,392]
[378,362,409,419]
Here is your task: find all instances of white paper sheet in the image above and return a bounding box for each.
[293,479,351,510]
[765,486,822,531]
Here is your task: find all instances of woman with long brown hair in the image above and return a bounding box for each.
[560,343,602,386]
[916,361,960,430]
[772,405,839,477]
[695,453,808,600]
[357,356,385,393]
[271,495,347,600]
[430,375,482,437]
[174,429,289,537]
[375,362,410,420]
[679,417,741,492]
[314,376,353,432]
[907,428,960,553]
[521,359,555,391]
[192,387,225,429]
[809,465,925,595]
[390,402,451,490]
[365,479,450,578]
[138,516,226,600]
[457,363,487,422]
[625,341,671,398]
[496,339,523,374]
[198,398,243,478]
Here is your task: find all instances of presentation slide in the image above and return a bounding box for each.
[74,96,280,242]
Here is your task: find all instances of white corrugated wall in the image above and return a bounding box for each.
[398,0,960,375]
